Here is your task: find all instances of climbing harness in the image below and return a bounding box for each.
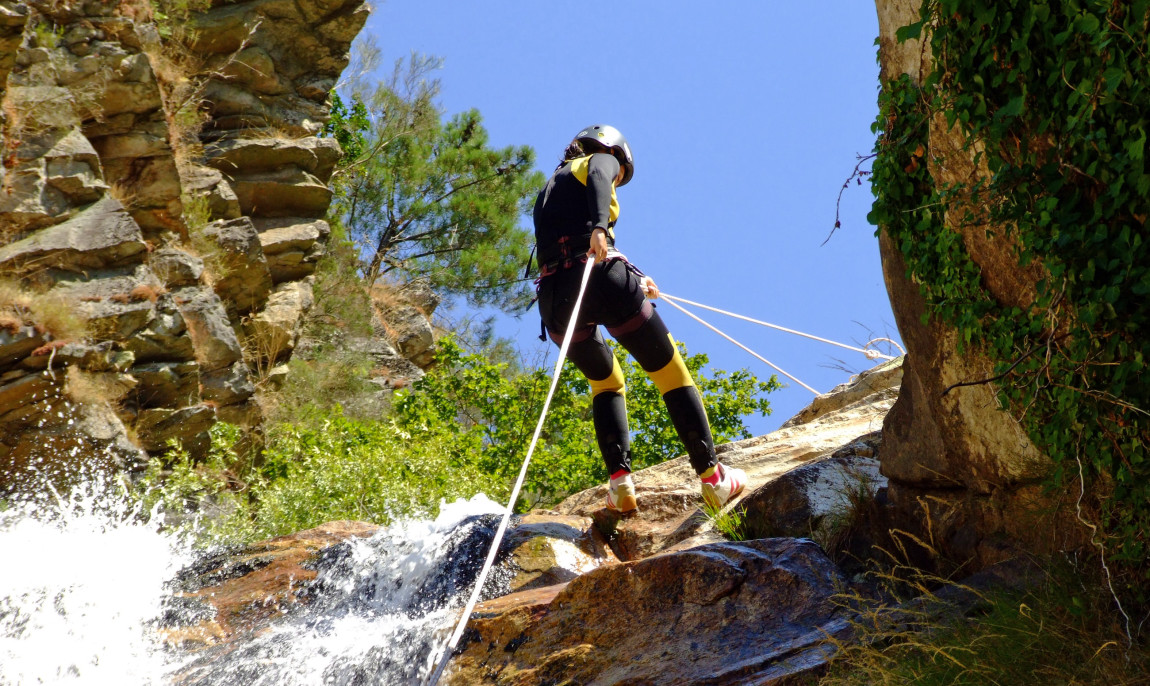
[658,293,905,396]
[423,257,597,686]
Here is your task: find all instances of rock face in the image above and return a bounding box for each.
[872,0,1075,570]
[0,0,367,488]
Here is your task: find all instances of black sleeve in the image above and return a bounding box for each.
[585,153,620,230]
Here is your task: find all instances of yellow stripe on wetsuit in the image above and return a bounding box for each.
[647,334,696,395]
[589,356,626,398]
[569,155,620,239]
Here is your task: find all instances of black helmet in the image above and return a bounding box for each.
[575,124,634,186]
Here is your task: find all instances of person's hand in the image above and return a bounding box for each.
[588,228,609,263]
[640,275,659,300]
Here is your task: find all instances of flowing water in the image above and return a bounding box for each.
[0,473,508,686]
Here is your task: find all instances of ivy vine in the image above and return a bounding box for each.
[870,0,1150,589]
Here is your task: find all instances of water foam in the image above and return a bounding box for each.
[1,479,506,686]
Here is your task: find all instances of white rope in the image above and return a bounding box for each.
[423,257,596,686]
[659,295,821,396]
[661,293,901,361]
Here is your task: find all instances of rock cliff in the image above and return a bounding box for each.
[872,0,1084,570]
[0,0,370,489]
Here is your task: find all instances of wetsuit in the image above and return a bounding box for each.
[533,153,719,477]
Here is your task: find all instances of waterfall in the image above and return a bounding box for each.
[0,474,509,686]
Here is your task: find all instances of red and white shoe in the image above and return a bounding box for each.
[606,472,638,514]
[701,463,746,509]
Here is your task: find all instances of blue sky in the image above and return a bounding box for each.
[360,2,898,435]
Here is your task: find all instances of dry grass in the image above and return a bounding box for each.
[819,561,1150,686]
[0,279,88,342]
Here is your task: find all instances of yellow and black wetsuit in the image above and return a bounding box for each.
[533,153,719,477]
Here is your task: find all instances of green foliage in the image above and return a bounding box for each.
[872,0,1150,585]
[266,222,383,426]
[247,411,504,540]
[133,424,256,545]
[134,415,505,545]
[703,502,748,541]
[394,337,778,511]
[324,56,544,312]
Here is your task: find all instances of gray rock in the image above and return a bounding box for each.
[740,433,886,540]
[133,404,216,452]
[172,286,243,372]
[0,196,147,273]
[389,306,435,366]
[199,217,273,315]
[130,361,200,409]
[150,248,204,288]
[395,279,441,317]
[243,280,314,364]
[204,137,340,177]
[228,165,333,218]
[200,360,255,407]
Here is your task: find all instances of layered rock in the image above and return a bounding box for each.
[0,0,368,487]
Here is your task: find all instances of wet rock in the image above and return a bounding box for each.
[161,521,380,649]
[502,513,618,594]
[0,326,45,371]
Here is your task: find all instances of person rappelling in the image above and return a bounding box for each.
[533,124,747,514]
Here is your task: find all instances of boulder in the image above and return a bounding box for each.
[180,165,242,222]
[255,218,329,283]
[160,521,380,649]
[204,138,342,180]
[501,513,618,594]
[198,217,273,315]
[133,403,216,453]
[554,358,902,562]
[228,166,333,219]
[390,305,435,367]
[171,286,243,372]
[243,280,313,364]
[199,360,256,408]
[129,361,200,409]
[0,196,147,274]
[740,433,886,541]
[150,248,204,288]
[446,538,851,686]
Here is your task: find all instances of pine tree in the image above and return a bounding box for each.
[325,56,543,312]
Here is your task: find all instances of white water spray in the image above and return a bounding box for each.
[0,474,507,686]
[0,475,195,685]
